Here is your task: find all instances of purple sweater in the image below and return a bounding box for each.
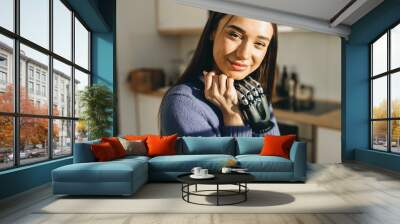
[159,77,280,137]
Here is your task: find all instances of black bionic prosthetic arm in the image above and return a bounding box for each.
[234,76,275,134]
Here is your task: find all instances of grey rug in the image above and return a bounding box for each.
[38,183,362,214]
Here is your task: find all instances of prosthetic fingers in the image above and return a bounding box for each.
[234,76,274,134]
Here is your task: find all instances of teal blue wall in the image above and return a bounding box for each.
[66,0,110,32]
[0,158,72,199]
[92,32,115,136]
[91,0,117,135]
[0,0,116,200]
[355,149,400,172]
[343,0,400,171]
[92,33,114,88]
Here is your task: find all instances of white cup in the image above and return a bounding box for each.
[191,167,202,176]
[221,167,232,174]
[200,169,208,176]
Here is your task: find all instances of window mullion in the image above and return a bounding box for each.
[370,45,373,149]
[71,10,76,156]
[13,0,20,167]
[49,0,54,160]
[388,30,391,153]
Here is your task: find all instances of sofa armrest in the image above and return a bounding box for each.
[73,140,100,163]
[289,141,307,181]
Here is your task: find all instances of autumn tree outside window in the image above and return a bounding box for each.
[0,0,91,170]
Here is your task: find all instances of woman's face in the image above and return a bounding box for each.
[212,16,274,80]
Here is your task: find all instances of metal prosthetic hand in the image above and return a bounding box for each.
[234,76,274,134]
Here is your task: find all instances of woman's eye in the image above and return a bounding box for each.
[228,31,241,39]
[255,42,266,48]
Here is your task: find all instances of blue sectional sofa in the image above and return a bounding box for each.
[52,137,307,196]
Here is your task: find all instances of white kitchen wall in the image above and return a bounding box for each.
[116,0,179,135]
[279,32,342,163]
[177,35,201,76]
[277,32,341,101]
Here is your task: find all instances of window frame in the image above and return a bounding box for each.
[370,20,400,154]
[0,0,92,171]
[0,53,7,84]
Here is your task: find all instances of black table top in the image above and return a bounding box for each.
[177,172,255,185]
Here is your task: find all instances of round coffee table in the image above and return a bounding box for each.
[177,173,255,206]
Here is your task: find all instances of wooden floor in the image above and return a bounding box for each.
[1,162,400,224]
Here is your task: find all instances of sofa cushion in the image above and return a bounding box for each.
[259,135,296,159]
[235,137,264,155]
[118,138,147,156]
[180,137,235,155]
[114,155,150,164]
[73,139,100,163]
[101,137,127,158]
[52,158,147,183]
[149,154,235,172]
[236,155,293,172]
[146,134,178,157]
[91,142,118,161]
[124,135,148,141]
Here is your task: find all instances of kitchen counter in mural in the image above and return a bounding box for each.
[273,98,341,130]
[136,88,341,131]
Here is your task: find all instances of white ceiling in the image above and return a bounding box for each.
[228,0,352,23]
[176,0,384,38]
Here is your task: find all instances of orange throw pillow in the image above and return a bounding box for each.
[91,142,117,161]
[146,134,178,157]
[259,135,296,159]
[101,137,127,158]
[124,135,148,141]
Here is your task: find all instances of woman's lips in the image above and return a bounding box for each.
[229,60,249,71]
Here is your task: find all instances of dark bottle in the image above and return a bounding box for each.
[289,72,298,97]
[279,66,289,97]
[288,71,299,109]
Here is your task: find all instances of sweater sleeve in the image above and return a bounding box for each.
[221,124,253,137]
[160,93,218,137]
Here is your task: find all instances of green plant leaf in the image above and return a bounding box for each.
[79,84,113,140]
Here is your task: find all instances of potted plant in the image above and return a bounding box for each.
[79,84,113,140]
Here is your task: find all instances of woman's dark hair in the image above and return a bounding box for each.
[158,11,278,133]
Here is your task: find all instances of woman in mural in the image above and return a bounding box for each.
[159,11,280,137]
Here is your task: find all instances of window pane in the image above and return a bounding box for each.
[53,119,72,157]
[75,120,88,143]
[53,59,72,117]
[53,0,72,60]
[391,24,400,70]
[20,117,49,165]
[74,69,89,118]
[391,72,400,118]
[391,120,400,153]
[372,33,387,76]
[372,121,388,151]
[372,76,387,119]
[20,0,49,49]
[0,34,14,112]
[75,18,89,70]
[0,0,14,31]
[0,116,13,170]
[20,44,49,115]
